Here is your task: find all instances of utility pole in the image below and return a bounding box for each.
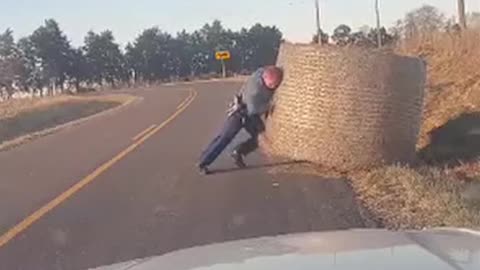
[221,59,226,78]
[375,0,382,48]
[315,0,323,45]
[458,0,467,30]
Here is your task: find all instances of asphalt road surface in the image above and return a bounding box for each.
[0,81,366,270]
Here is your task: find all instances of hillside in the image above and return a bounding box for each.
[351,30,480,229]
[399,31,480,150]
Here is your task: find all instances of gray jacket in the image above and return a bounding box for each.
[239,68,274,116]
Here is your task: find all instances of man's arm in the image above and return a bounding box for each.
[226,68,265,117]
[226,93,246,117]
[226,76,250,117]
[264,103,275,120]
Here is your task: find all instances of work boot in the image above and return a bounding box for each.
[198,164,211,175]
[231,150,247,168]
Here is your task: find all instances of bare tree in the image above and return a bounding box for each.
[332,24,352,46]
[402,5,446,38]
[458,0,467,30]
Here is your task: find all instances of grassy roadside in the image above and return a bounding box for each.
[351,31,480,230]
[0,94,136,149]
[351,166,480,229]
[264,31,480,230]
[0,94,133,120]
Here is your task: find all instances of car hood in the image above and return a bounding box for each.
[91,228,480,270]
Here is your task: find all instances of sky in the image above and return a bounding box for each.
[1,0,479,46]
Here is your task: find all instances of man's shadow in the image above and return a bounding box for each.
[210,160,306,175]
[419,112,480,167]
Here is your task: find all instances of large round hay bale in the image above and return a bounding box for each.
[264,43,426,171]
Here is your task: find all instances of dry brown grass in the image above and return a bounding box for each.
[351,31,480,229]
[0,94,134,120]
[351,166,480,229]
[0,94,136,151]
[0,96,67,120]
[397,31,480,148]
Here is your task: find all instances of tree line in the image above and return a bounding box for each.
[2,5,480,99]
[315,24,396,47]
[315,5,480,48]
[1,16,400,100]
[0,19,282,98]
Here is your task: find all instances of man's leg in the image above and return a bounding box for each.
[198,112,243,172]
[231,115,264,167]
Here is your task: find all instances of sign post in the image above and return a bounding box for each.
[215,51,231,78]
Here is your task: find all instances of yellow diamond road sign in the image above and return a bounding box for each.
[215,51,231,60]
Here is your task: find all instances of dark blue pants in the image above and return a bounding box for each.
[199,112,264,168]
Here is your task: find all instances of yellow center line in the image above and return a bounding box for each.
[132,124,157,141]
[176,89,194,110]
[0,89,197,249]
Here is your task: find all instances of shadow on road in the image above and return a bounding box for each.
[419,112,480,167]
[210,160,307,175]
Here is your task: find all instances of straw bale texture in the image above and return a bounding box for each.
[264,43,426,171]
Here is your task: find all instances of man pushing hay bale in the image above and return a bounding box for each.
[263,42,426,172]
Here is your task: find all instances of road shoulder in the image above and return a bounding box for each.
[0,94,138,152]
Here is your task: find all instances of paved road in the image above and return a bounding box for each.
[0,81,366,270]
